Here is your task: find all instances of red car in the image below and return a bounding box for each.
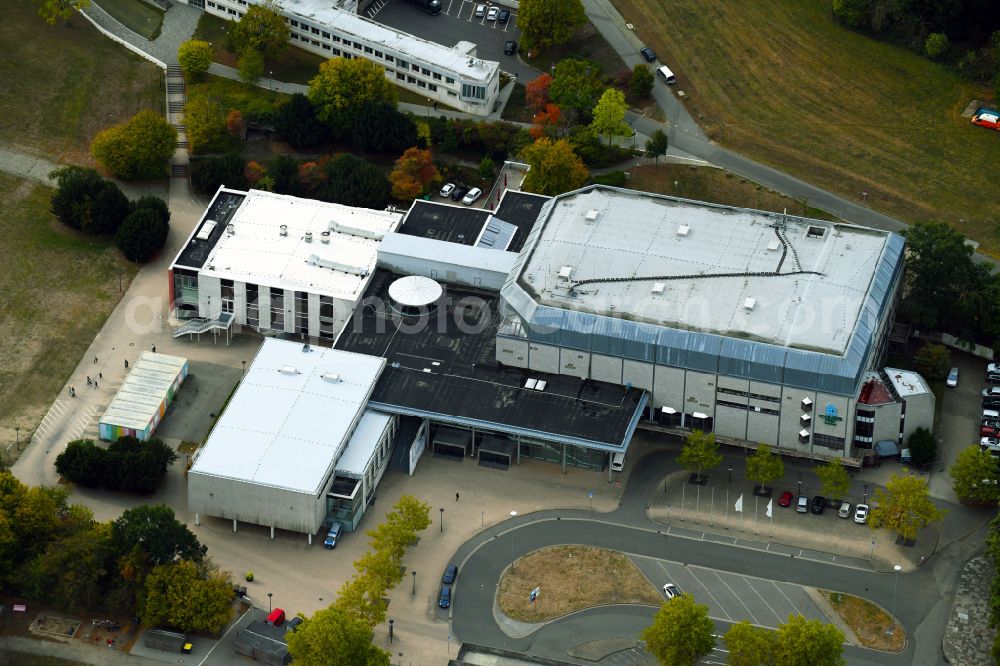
[777,491,793,507]
[983,425,1000,437]
[972,107,1000,131]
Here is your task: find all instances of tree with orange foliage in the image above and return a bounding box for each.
[530,103,562,139]
[297,161,326,195]
[226,110,246,138]
[389,147,440,201]
[524,73,552,114]
[244,161,265,186]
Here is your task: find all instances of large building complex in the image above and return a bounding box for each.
[181,0,501,115]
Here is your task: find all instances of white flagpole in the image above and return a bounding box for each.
[725,488,729,529]
[709,486,715,526]
[768,499,774,536]
[754,495,759,533]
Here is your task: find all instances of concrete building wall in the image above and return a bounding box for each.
[496,336,529,368]
[871,402,903,443]
[591,354,623,385]
[308,292,321,338]
[198,274,222,319]
[622,360,654,392]
[684,371,716,419]
[747,411,779,444]
[282,289,295,334]
[527,342,559,374]
[716,404,748,440]
[901,393,935,442]
[779,387,814,450]
[234,281,247,326]
[257,286,272,330]
[559,348,590,379]
[653,365,685,414]
[188,472,329,535]
[378,250,511,290]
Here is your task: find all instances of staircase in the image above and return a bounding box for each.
[165,64,189,180]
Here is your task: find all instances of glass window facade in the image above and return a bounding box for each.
[270,287,284,329]
[245,283,259,327]
[295,291,309,335]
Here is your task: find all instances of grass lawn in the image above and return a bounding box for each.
[527,21,628,83]
[501,83,533,123]
[610,0,1000,255]
[498,545,662,622]
[94,0,164,40]
[624,164,835,220]
[187,75,290,121]
[0,0,163,164]
[193,12,326,85]
[824,590,905,651]
[0,173,138,454]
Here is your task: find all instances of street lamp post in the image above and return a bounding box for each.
[267,592,273,614]
[439,507,444,532]
[388,619,394,643]
[864,484,869,504]
[888,564,902,634]
[15,427,20,452]
[411,570,416,595]
[797,473,802,497]
[269,70,273,90]
[242,360,246,378]
[728,462,732,484]
[510,510,517,571]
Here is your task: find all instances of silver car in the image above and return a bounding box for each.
[474,4,486,17]
[946,367,958,387]
[838,501,853,519]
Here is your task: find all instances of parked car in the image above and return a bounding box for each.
[656,65,676,84]
[474,3,486,18]
[946,367,959,387]
[323,522,343,549]
[442,564,458,584]
[450,185,469,201]
[972,107,1000,131]
[982,437,1000,448]
[640,46,656,62]
[989,362,1000,375]
[504,40,517,55]
[266,608,285,626]
[440,182,455,198]
[662,583,679,599]
[486,6,499,21]
[462,187,483,205]
[854,503,869,524]
[982,423,1000,437]
[796,495,809,513]
[983,388,1000,406]
[438,585,451,608]
[838,501,853,519]
[810,496,826,515]
[777,491,793,508]
[286,616,303,631]
[497,9,510,24]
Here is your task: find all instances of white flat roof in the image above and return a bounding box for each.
[99,352,187,430]
[199,189,401,300]
[336,410,392,477]
[518,188,892,354]
[884,367,930,397]
[276,0,499,81]
[190,339,385,494]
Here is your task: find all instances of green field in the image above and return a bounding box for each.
[0,0,163,164]
[94,0,164,40]
[0,174,138,454]
[611,0,1000,254]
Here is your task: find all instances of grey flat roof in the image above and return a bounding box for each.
[516,187,892,355]
[99,353,187,430]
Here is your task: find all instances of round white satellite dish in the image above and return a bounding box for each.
[388,275,443,310]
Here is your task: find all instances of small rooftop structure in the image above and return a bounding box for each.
[190,339,385,495]
[99,352,188,442]
[234,620,290,666]
[335,411,393,477]
[884,367,931,397]
[388,275,443,309]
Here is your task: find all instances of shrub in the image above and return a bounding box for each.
[185,96,238,155]
[49,167,130,235]
[178,39,212,80]
[273,93,331,149]
[907,427,937,467]
[55,437,176,494]
[925,33,949,59]
[116,208,170,262]
[238,49,264,83]
[319,153,390,208]
[913,343,950,380]
[91,110,177,180]
[190,154,248,195]
[351,102,418,153]
[268,155,300,194]
[592,171,626,187]
[630,64,654,99]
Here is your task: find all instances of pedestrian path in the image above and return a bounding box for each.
[82,0,201,66]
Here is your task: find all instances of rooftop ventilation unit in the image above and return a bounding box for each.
[743,297,756,311]
[328,220,384,241]
[767,239,780,251]
[651,283,665,295]
[279,224,288,237]
[585,209,599,222]
[226,223,235,235]
[676,224,690,236]
[195,220,217,241]
[306,254,369,277]
[320,231,331,244]
[558,266,574,280]
[279,365,299,375]
[322,372,341,383]
[524,378,538,389]
[535,380,547,391]
[304,231,313,243]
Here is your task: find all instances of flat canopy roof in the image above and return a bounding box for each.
[174,188,402,300]
[885,367,930,397]
[190,339,385,495]
[336,270,646,451]
[99,352,187,430]
[336,410,392,477]
[516,187,894,355]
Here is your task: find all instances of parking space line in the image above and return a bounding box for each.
[683,568,735,621]
[772,581,807,618]
[711,570,760,625]
[444,0,454,14]
[742,577,784,627]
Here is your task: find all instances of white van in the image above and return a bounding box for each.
[611,452,626,472]
[656,65,677,85]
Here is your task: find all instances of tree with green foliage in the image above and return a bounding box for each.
[185,96,235,155]
[520,137,589,196]
[950,445,1000,507]
[55,439,109,487]
[191,153,248,194]
[91,110,177,180]
[49,166,130,235]
[645,129,669,164]
[478,156,496,180]
[773,614,844,666]
[178,40,213,80]
[518,0,586,50]
[268,154,301,194]
[352,102,418,153]
[116,208,170,262]
[24,523,113,613]
[0,473,77,586]
[831,0,867,28]
[309,57,397,137]
[746,444,784,492]
[287,606,390,666]
[630,64,655,99]
[274,94,332,149]
[139,560,233,633]
[590,88,631,145]
[111,505,206,567]
[678,430,723,482]
[549,59,605,116]
[913,343,950,380]
[227,0,289,61]
[56,437,177,491]
[33,0,91,25]
[317,153,390,209]
[868,473,946,541]
[723,620,774,666]
[238,49,265,84]
[907,427,937,467]
[815,460,851,500]
[642,593,715,666]
[925,32,949,59]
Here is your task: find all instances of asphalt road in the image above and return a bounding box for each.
[447,447,978,665]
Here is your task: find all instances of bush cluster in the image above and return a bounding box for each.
[55,436,177,495]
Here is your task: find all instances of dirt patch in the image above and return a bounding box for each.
[498,545,662,622]
[30,615,80,639]
[823,590,905,652]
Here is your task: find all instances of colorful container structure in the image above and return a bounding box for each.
[98,352,188,442]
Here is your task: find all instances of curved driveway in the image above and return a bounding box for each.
[449,449,978,665]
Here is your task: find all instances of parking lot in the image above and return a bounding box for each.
[632,555,829,629]
[371,0,537,79]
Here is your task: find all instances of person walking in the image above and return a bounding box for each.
[151,345,156,353]
[86,376,91,386]
[455,492,460,502]
[94,380,98,390]
[124,359,129,369]
[94,356,97,364]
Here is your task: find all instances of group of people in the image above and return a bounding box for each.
[68,346,155,397]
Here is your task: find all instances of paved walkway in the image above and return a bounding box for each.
[83,0,201,65]
[943,555,998,665]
